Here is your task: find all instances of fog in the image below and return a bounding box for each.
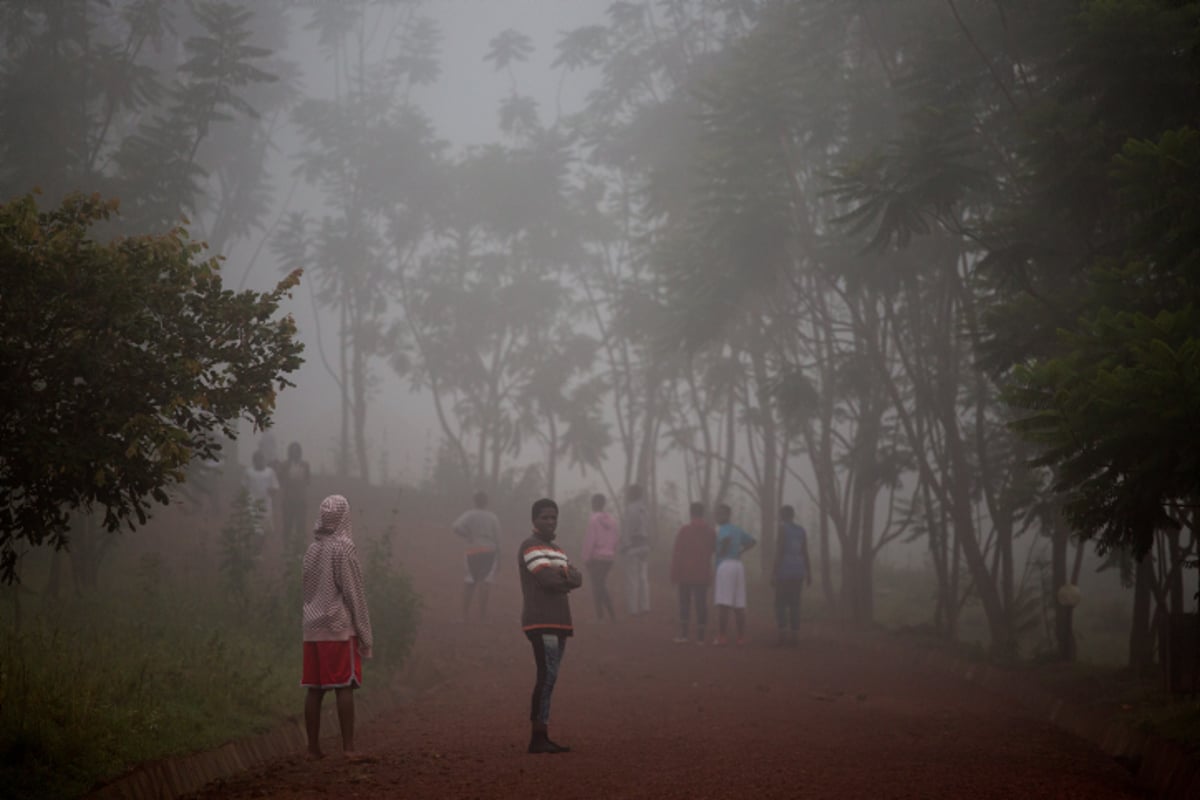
[4,3,1200,794]
[245,2,607,483]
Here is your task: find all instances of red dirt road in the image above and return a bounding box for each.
[190,520,1143,800]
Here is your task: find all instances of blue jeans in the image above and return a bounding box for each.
[528,632,567,724]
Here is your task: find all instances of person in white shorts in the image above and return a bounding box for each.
[452,491,502,620]
[712,504,756,645]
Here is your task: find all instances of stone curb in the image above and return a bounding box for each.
[87,653,446,800]
[817,629,1200,799]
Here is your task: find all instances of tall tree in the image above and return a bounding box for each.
[278,0,442,480]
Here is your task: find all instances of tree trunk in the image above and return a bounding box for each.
[819,505,835,611]
[750,345,778,576]
[1129,554,1155,673]
[1052,518,1075,661]
[857,486,877,626]
[546,412,558,498]
[839,545,858,621]
[353,339,370,483]
[945,425,1013,653]
[338,300,351,477]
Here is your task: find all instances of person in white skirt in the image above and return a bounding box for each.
[712,503,756,645]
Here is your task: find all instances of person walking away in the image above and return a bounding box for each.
[519,498,583,754]
[713,503,756,646]
[773,505,811,646]
[243,450,280,549]
[620,484,651,616]
[301,495,373,762]
[670,501,716,644]
[452,490,502,620]
[581,493,618,622]
[278,442,311,555]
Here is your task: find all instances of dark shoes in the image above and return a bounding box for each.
[528,733,571,754]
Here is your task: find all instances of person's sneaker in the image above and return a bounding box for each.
[736,637,749,646]
[714,635,729,646]
[672,635,689,644]
[545,738,571,753]
[695,638,706,646]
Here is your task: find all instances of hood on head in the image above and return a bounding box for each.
[314,494,352,539]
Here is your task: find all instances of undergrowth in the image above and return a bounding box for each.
[0,514,419,800]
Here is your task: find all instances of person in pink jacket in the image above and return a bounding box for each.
[581,493,618,621]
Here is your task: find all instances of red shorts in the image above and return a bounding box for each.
[301,638,362,688]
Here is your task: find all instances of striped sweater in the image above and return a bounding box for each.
[518,532,583,635]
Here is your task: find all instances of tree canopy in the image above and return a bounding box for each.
[0,192,304,583]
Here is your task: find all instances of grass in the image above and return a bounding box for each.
[721,555,1200,752]
[853,561,1200,753]
[0,518,420,799]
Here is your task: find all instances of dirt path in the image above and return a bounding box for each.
[190,522,1143,799]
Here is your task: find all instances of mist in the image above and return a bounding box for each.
[3,2,1199,798]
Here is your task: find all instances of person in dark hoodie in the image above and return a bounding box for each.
[518,498,583,754]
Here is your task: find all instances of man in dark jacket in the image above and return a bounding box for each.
[670,501,716,644]
[519,498,583,753]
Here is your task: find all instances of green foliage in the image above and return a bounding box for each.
[219,490,263,601]
[0,192,304,583]
[0,590,297,799]
[827,111,993,252]
[1005,121,1200,555]
[359,513,421,671]
[0,539,420,799]
[0,0,285,241]
[1009,310,1200,556]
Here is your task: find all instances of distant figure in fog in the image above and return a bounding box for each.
[259,430,279,467]
[619,484,651,616]
[278,442,311,555]
[670,501,716,644]
[301,494,374,763]
[519,498,583,753]
[713,504,756,646]
[581,493,618,622]
[773,505,811,647]
[243,450,280,544]
[452,490,501,620]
